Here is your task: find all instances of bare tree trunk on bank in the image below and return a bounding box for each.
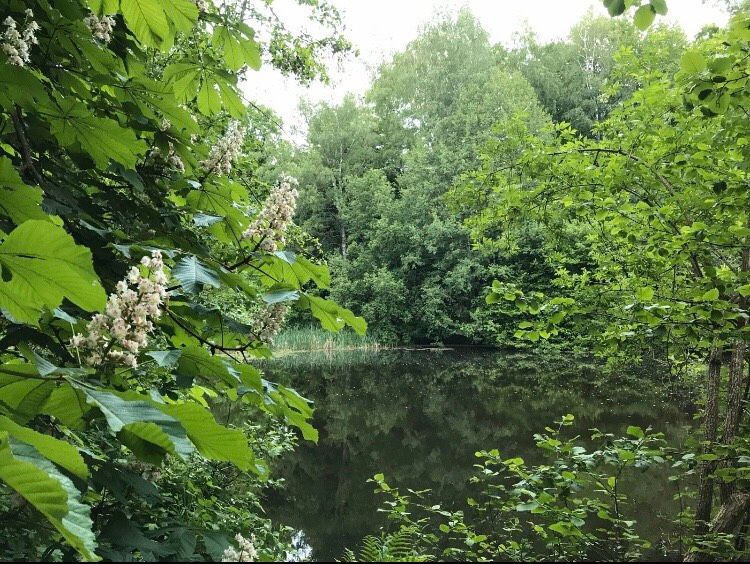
[695,351,723,537]
[720,342,746,505]
[720,232,749,504]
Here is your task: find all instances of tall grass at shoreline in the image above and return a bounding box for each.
[272,326,384,353]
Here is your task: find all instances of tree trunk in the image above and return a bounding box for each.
[720,341,746,504]
[684,492,750,562]
[695,351,723,535]
[339,222,348,259]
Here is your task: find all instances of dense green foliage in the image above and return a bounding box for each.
[291,8,688,346]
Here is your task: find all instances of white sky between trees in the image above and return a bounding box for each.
[243,0,730,143]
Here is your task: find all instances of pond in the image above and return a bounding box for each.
[260,348,694,562]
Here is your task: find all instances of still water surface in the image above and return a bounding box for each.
[261,348,692,561]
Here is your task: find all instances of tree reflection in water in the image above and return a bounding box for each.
[260,349,692,562]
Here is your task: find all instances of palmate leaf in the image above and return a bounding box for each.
[237,365,318,443]
[0,364,57,422]
[166,303,255,349]
[299,294,367,335]
[163,62,246,117]
[116,77,200,135]
[0,434,99,561]
[83,389,194,459]
[212,24,262,71]
[0,363,91,427]
[84,385,261,472]
[163,63,202,104]
[160,0,199,33]
[271,385,318,443]
[41,384,91,429]
[120,0,198,49]
[254,251,331,289]
[172,255,221,293]
[0,415,88,480]
[185,179,249,243]
[44,97,148,169]
[161,403,259,473]
[174,345,241,388]
[0,220,106,325]
[0,157,49,225]
[120,0,171,49]
[119,422,183,464]
[0,64,51,109]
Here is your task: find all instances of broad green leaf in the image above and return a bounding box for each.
[45,98,148,169]
[602,0,625,16]
[147,349,183,368]
[186,180,249,243]
[702,288,720,301]
[0,65,51,109]
[164,63,203,104]
[636,287,654,301]
[161,0,199,32]
[0,367,56,422]
[212,25,262,71]
[273,386,317,443]
[0,221,106,325]
[300,294,367,335]
[626,425,645,439]
[0,157,49,225]
[175,345,240,388]
[197,80,222,115]
[0,415,88,480]
[216,80,246,117]
[0,435,99,560]
[162,403,257,472]
[120,0,171,49]
[549,521,579,537]
[42,384,91,429]
[634,5,656,30]
[83,389,194,458]
[681,50,707,74]
[486,291,501,304]
[738,284,750,298]
[256,251,331,289]
[172,255,221,293]
[120,422,180,464]
[650,0,668,15]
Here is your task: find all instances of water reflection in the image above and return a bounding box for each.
[261,349,692,562]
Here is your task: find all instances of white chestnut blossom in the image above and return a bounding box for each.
[256,304,288,342]
[201,121,246,176]
[2,10,39,67]
[83,13,115,44]
[168,152,185,174]
[149,142,185,174]
[221,534,258,562]
[195,0,211,12]
[241,177,299,253]
[71,251,168,368]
